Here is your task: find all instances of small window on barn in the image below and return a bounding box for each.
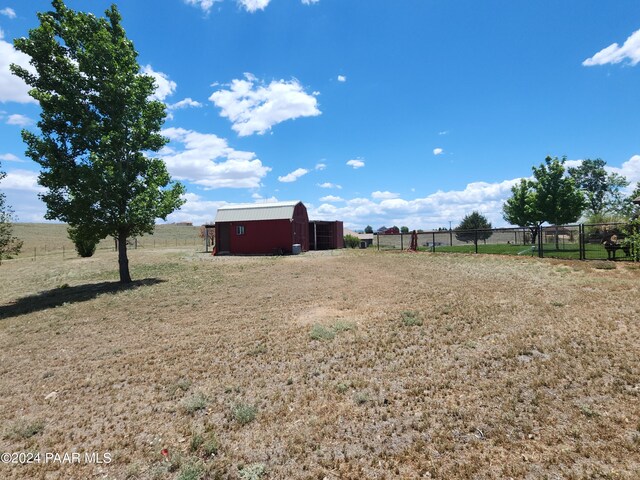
[236,225,245,235]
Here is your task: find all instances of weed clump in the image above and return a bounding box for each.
[310,324,335,341]
[239,463,266,480]
[401,310,423,326]
[181,392,207,414]
[233,403,257,425]
[4,419,45,439]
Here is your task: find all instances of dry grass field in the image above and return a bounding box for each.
[1,247,639,479]
[9,223,202,260]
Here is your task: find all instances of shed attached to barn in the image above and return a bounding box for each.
[309,220,344,250]
[214,201,309,255]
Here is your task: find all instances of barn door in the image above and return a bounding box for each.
[218,224,231,252]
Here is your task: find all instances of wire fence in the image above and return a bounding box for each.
[11,236,205,262]
[375,223,637,261]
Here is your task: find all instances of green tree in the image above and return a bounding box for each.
[11,0,185,283]
[532,156,584,249]
[0,163,24,264]
[400,226,409,234]
[568,158,628,215]
[68,224,100,258]
[364,225,373,234]
[344,234,360,248]
[455,211,493,248]
[502,179,543,245]
[625,185,640,219]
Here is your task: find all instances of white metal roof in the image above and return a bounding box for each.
[214,201,302,222]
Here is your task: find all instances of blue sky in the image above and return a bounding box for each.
[1,0,639,230]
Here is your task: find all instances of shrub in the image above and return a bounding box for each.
[401,311,423,326]
[344,234,360,248]
[181,392,207,414]
[176,460,205,480]
[4,419,45,439]
[202,433,219,456]
[310,324,335,341]
[67,225,100,258]
[239,463,266,480]
[233,403,257,425]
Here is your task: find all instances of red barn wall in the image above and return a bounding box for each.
[216,219,293,255]
[292,203,309,251]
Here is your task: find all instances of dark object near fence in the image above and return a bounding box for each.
[409,230,418,251]
[601,233,630,260]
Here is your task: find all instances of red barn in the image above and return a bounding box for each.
[214,201,309,255]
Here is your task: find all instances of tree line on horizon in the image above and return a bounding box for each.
[3,2,640,272]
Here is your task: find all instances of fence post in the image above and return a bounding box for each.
[400,233,403,250]
[449,229,453,246]
[474,229,478,254]
[377,233,379,251]
[579,224,584,260]
[538,226,543,258]
[432,231,436,253]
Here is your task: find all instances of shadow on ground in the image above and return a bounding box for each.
[0,278,164,320]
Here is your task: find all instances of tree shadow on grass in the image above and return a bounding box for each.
[0,278,165,320]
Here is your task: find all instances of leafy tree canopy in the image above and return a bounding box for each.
[364,225,373,234]
[455,211,492,244]
[502,179,543,244]
[568,158,628,215]
[11,0,185,282]
[532,156,584,227]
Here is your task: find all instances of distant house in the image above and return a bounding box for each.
[214,201,309,255]
[344,228,373,247]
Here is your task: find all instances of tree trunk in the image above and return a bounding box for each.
[118,233,132,283]
[530,227,538,245]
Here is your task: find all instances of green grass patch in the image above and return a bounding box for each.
[233,403,257,425]
[401,310,423,326]
[181,392,207,414]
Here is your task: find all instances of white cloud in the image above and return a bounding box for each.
[608,154,640,184]
[238,0,270,12]
[317,182,342,189]
[319,195,343,202]
[583,29,640,67]
[185,0,316,13]
[0,34,37,104]
[183,0,221,13]
[433,148,444,155]
[0,7,15,18]
[0,153,24,163]
[315,163,326,171]
[278,167,308,183]
[251,192,278,202]
[346,158,365,169]
[337,75,346,82]
[209,73,321,136]
[438,130,449,135]
[142,65,177,101]
[6,113,32,126]
[168,98,203,110]
[371,191,400,200]
[563,159,583,169]
[308,178,521,230]
[160,127,271,189]
[164,192,228,225]
[0,169,44,192]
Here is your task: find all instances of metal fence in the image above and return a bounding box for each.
[375,223,637,261]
